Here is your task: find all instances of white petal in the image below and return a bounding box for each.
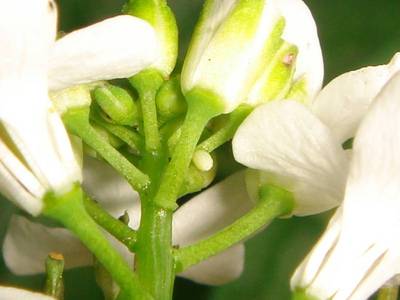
[233,101,348,215]
[0,286,55,300]
[49,15,158,91]
[82,156,141,230]
[312,52,400,144]
[0,0,78,199]
[3,215,92,275]
[290,208,342,290]
[0,161,42,216]
[296,71,400,300]
[276,0,324,99]
[181,0,237,92]
[178,244,245,286]
[0,100,80,195]
[173,171,252,284]
[0,0,57,79]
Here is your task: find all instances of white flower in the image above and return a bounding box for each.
[3,156,248,286]
[232,53,400,216]
[0,0,157,216]
[181,0,323,114]
[0,286,55,300]
[291,71,400,300]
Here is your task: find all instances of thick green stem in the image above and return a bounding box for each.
[130,70,164,153]
[63,108,150,192]
[136,202,174,300]
[43,186,151,300]
[174,184,294,272]
[83,196,137,251]
[198,105,252,153]
[153,89,224,210]
[377,286,399,300]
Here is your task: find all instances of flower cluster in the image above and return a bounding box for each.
[0,0,399,299]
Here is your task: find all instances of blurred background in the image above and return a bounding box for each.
[1,0,399,299]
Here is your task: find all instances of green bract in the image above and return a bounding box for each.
[124,0,178,78]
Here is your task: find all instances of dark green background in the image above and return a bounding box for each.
[1,1,399,299]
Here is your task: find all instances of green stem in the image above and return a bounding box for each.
[174,184,294,272]
[63,108,150,192]
[153,89,224,210]
[377,286,399,300]
[130,70,164,153]
[91,112,143,155]
[198,105,252,153]
[136,202,174,300]
[83,196,137,251]
[44,253,65,300]
[43,186,151,300]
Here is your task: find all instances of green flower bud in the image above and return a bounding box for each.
[124,0,178,78]
[93,84,139,126]
[156,76,187,122]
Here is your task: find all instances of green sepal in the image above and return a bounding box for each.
[123,0,178,77]
[292,289,320,300]
[248,42,299,105]
[93,84,139,126]
[286,76,310,103]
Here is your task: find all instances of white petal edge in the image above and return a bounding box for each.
[48,15,158,91]
[3,215,92,275]
[0,286,55,300]
[173,171,252,284]
[312,52,400,144]
[276,0,324,99]
[233,101,348,216]
[82,156,141,229]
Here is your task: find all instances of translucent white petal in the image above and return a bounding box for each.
[233,101,348,215]
[3,215,92,275]
[312,52,400,144]
[49,15,158,91]
[178,244,245,286]
[173,171,252,284]
[276,0,324,99]
[0,286,55,300]
[82,156,141,230]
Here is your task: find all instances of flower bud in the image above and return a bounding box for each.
[156,76,187,122]
[124,0,178,78]
[181,0,323,113]
[93,84,139,126]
